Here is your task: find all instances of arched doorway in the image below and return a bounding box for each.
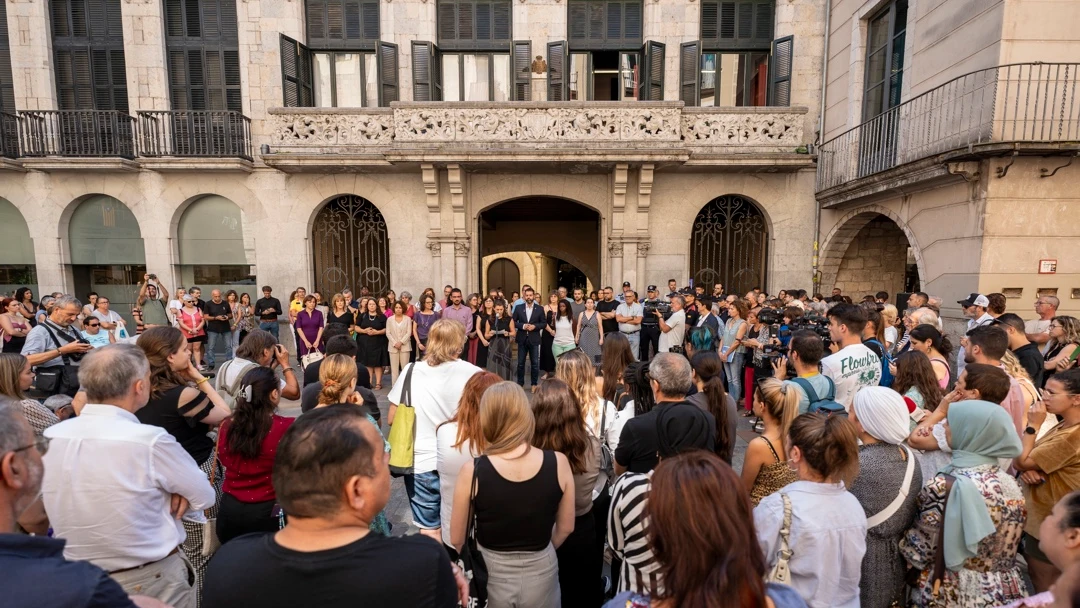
[0,198,36,297]
[177,195,254,297]
[486,258,521,295]
[689,195,769,296]
[68,195,146,327]
[820,212,921,297]
[479,197,601,294]
[311,195,390,297]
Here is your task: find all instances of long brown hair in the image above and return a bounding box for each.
[532,379,591,474]
[893,351,943,409]
[556,349,602,429]
[0,353,28,400]
[788,413,860,485]
[136,326,189,398]
[648,451,767,608]
[440,371,500,452]
[600,332,634,403]
[690,351,733,463]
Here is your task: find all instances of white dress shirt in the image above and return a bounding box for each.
[754,480,867,608]
[42,403,216,571]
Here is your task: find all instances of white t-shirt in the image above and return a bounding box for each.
[219,357,285,391]
[821,343,881,410]
[884,326,898,349]
[1025,318,1052,354]
[658,310,686,353]
[435,422,477,547]
[387,359,482,473]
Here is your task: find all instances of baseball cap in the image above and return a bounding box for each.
[957,293,989,308]
[647,285,657,292]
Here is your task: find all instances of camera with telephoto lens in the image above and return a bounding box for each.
[643,302,673,319]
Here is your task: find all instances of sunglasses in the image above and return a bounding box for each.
[86,323,100,328]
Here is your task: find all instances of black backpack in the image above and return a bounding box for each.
[791,376,848,417]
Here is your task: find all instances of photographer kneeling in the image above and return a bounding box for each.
[773,329,830,414]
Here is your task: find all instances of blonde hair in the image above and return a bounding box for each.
[881,304,898,328]
[318,354,357,405]
[556,349,602,430]
[479,381,534,455]
[424,319,466,366]
[755,377,800,438]
[1001,350,1039,405]
[331,293,347,311]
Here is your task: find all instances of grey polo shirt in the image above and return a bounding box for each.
[616,302,643,334]
[22,321,82,368]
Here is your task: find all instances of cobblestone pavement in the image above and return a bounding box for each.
[280,372,755,538]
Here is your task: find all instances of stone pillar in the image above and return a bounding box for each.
[454,240,470,292]
[8,0,57,110]
[608,241,624,287]
[636,242,649,292]
[426,239,442,291]
[120,0,170,111]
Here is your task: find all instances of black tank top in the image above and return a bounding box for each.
[136,385,215,464]
[474,450,562,551]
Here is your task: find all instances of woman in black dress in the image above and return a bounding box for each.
[540,291,559,379]
[474,297,494,368]
[326,293,355,330]
[357,298,389,389]
[485,300,515,381]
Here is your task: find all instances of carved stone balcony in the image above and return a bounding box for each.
[264,102,810,171]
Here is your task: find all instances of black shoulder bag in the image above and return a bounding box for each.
[457,456,489,608]
[34,322,82,397]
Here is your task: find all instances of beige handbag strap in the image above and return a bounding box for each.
[767,492,794,583]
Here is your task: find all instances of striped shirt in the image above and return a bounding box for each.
[607,471,661,596]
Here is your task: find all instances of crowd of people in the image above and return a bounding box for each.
[1,277,1079,608]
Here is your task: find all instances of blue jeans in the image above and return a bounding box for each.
[516,341,541,387]
[205,331,233,368]
[723,352,745,403]
[403,471,441,530]
[259,321,279,339]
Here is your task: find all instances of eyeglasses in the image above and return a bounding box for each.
[11,435,49,456]
[86,323,100,328]
[1050,324,1063,329]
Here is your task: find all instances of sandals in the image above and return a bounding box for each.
[374,384,383,390]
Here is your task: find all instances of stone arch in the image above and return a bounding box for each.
[818,204,925,295]
[309,194,392,297]
[170,194,253,266]
[688,194,771,296]
[484,256,524,293]
[469,175,610,219]
[62,194,145,265]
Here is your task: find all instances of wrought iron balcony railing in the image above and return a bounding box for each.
[18,110,136,159]
[817,62,1080,191]
[137,111,253,161]
[0,112,18,159]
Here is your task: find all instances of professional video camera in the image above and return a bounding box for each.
[643,301,673,319]
[791,313,833,351]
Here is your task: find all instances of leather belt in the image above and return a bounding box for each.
[621,330,640,334]
[110,546,180,575]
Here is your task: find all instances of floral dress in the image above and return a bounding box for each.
[899,464,1027,607]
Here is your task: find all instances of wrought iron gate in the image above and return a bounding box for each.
[311,195,390,297]
[689,195,768,296]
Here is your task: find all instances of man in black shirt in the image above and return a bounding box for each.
[639,285,662,361]
[995,313,1044,388]
[255,286,284,340]
[203,289,233,370]
[614,353,715,475]
[596,286,619,336]
[203,406,466,608]
[665,279,679,301]
[188,287,206,311]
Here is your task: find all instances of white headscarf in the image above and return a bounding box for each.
[853,386,911,445]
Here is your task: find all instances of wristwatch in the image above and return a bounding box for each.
[1024,426,1038,435]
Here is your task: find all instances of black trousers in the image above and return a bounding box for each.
[216,493,279,545]
[556,510,602,608]
[639,325,660,361]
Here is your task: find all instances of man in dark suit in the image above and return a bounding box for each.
[689,298,720,351]
[512,287,546,391]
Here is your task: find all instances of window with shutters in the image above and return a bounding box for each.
[437,0,511,51]
[305,0,379,49]
[164,0,241,112]
[0,0,15,114]
[700,0,773,51]
[50,0,128,110]
[862,0,906,120]
[566,0,642,50]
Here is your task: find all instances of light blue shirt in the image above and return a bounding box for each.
[782,373,834,414]
[754,481,867,608]
[81,330,111,348]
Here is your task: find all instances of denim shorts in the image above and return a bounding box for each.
[404,471,441,530]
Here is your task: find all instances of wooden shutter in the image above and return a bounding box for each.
[165,0,241,111]
[377,41,399,105]
[51,0,127,110]
[768,35,792,106]
[547,40,567,101]
[679,41,699,106]
[701,0,774,50]
[0,0,16,113]
[306,0,379,48]
[640,40,664,101]
[280,34,313,106]
[411,40,441,102]
[437,0,511,49]
[512,40,531,101]
[567,0,642,50]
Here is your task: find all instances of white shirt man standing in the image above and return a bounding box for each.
[42,344,215,608]
[955,293,995,377]
[820,303,881,410]
[656,296,686,353]
[1025,295,1059,354]
[616,290,644,360]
